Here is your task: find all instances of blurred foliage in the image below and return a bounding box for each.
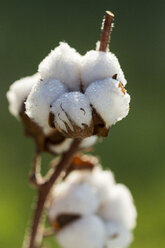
[0,0,165,247]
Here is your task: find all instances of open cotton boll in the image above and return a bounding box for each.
[49,182,99,221]
[104,221,133,248]
[98,184,137,230]
[85,78,130,128]
[56,215,106,248]
[6,73,39,118]
[81,50,126,89]
[39,42,81,91]
[50,92,93,138]
[26,78,67,133]
[66,167,115,205]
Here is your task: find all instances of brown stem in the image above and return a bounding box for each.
[29,151,42,187]
[27,139,81,248]
[99,10,114,52]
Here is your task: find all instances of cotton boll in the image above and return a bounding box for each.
[49,138,73,154]
[49,182,99,221]
[98,184,137,230]
[81,50,126,89]
[66,167,115,205]
[26,78,67,133]
[50,92,93,138]
[105,221,133,248]
[56,215,106,248]
[39,42,81,91]
[6,73,39,118]
[85,78,130,128]
[80,135,97,148]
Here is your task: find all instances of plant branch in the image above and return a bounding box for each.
[27,139,81,248]
[29,151,43,187]
[99,10,114,52]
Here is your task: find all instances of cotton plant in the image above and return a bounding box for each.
[6,10,136,248]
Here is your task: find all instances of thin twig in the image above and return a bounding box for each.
[99,10,114,52]
[29,151,42,187]
[27,139,81,248]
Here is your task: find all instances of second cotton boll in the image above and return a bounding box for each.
[48,166,137,248]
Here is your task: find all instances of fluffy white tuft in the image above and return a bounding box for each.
[98,184,137,230]
[49,139,73,154]
[25,78,67,133]
[48,182,99,221]
[66,167,115,205]
[85,78,130,127]
[39,42,81,91]
[7,73,39,118]
[49,136,97,154]
[50,92,92,133]
[104,221,133,248]
[80,135,98,148]
[56,215,106,248]
[81,50,126,89]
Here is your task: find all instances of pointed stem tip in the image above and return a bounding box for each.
[99,10,114,52]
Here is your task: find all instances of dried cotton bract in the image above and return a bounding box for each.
[24,41,130,138]
[48,166,137,248]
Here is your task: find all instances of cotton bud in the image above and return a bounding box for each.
[48,181,99,221]
[50,92,93,138]
[85,77,130,133]
[6,73,39,118]
[81,50,127,90]
[104,221,133,248]
[98,184,137,230]
[56,215,106,248]
[66,167,115,205]
[26,78,67,134]
[39,42,81,91]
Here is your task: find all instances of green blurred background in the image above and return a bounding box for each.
[0,0,165,247]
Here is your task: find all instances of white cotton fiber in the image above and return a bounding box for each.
[98,184,137,230]
[80,135,97,148]
[56,215,106,248]
[49,136,97,154]
[50,92,92,133]
[48,182,99,221]
[25,78,67,133]
[81,50,126,89]
[85,78,130,127]
[104,221,133,248]
[49,139,73,154]
[39,42,81,91]
[6,73,39,118]
[66,167,115,205]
